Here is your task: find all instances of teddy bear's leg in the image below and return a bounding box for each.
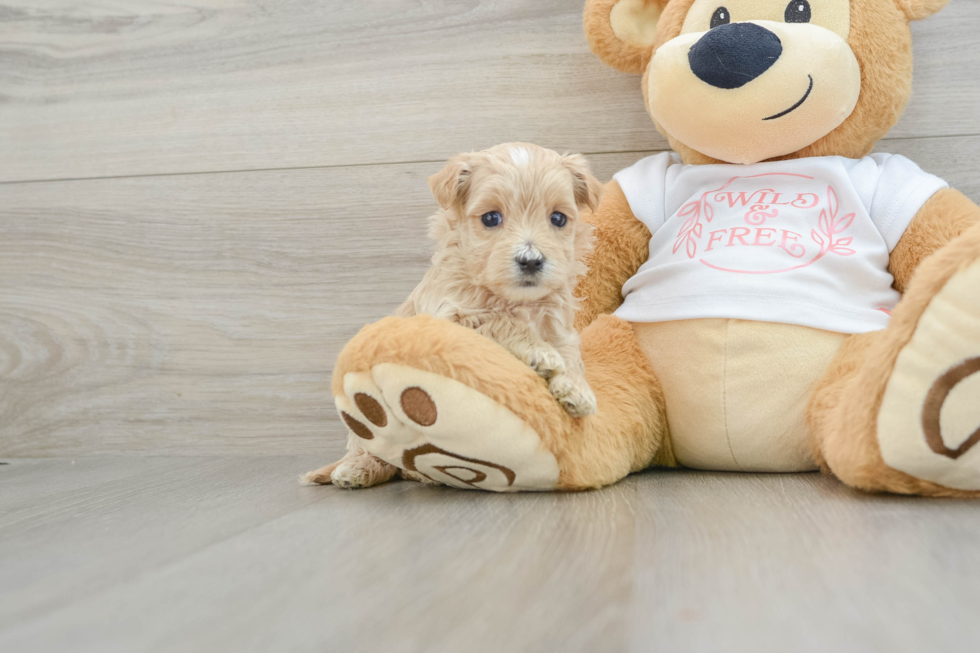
[557,313,671,487]
[809,223,980,496]
[320,313,668,491]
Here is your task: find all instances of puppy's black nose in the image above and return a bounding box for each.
[516,254,545,274]
[688,22,782,89]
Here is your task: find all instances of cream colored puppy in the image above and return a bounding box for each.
[307,142,603,489]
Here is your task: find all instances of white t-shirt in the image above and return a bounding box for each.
[612,154,948,334]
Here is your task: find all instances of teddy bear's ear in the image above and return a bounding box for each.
[428,154,473,210]
[584,0,668,74]
[894,0,950,21]
[562,154,604,213]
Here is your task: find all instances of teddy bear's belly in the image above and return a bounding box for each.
[633,319,848,472]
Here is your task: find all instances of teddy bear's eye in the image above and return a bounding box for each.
[550,211,567,228]
[710,7,730,29]
[784,0,811,23]
[481,211,502,228]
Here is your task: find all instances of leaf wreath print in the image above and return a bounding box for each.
[810,185,856,256]
[674,179,727,259]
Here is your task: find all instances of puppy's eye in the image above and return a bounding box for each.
[710,6,730,28]
[784,0,810,23]
[481,211,502,228]
[550,211,567,228]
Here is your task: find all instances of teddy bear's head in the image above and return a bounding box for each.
[584,0,949,164]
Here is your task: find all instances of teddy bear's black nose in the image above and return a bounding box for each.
[688,22,782,89]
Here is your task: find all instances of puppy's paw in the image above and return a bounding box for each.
[525,346,566,379]
[330,454,398,489]
[549,374,597,418]
[329,459,371,489]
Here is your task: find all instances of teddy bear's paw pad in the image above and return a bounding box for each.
[398,386,438,426]
[336,372,420,449]
[878,261,980,491]
[354,363,560,492]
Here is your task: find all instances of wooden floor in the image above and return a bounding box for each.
[0,457,978,652]
[3,1,980,650]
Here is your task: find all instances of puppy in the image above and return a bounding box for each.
[305,143,603,489]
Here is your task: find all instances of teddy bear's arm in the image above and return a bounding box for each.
[574,180,652,331]
[889,188,980,293]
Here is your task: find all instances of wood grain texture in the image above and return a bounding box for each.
[628,472,980,651]
[0,0,978,183]
[2,141,979,457]
[0,459,978,652]
[0,456,343,631]
[0,151,645,457]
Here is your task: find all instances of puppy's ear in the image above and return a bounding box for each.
[584,0,668,74]
[562,154,604,213]
[894,0,949,21]
[428,154,473,210]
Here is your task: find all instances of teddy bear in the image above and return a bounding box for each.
[313,0,980,496]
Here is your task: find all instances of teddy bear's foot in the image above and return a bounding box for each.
[876,260,980,492]
[333,365,561,491]
[322,314,670,491]
[812,248,980,497]
[327,317,567,492]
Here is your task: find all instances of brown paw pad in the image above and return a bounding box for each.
[400,386,437,426]
[923,356,980,459]
[402,442,516,489]
[341,411,373,440]
[354,392,387,427]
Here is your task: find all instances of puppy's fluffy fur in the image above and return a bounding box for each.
[305,143,603,489]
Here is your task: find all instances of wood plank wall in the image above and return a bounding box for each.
[2,0,979,456]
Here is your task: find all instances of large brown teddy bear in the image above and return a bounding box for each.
[310,0,980,496]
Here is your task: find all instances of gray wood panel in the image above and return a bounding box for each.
[0,458,978,652]
[0,455,337,631]
[0,151,643,457]
[3,141,979,457]
[1,0,977,183]
[628,473,980,651]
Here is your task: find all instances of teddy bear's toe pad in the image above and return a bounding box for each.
[336,364,560,491]
[878,261,980,491]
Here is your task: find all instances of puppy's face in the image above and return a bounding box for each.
[429,144,601,302]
